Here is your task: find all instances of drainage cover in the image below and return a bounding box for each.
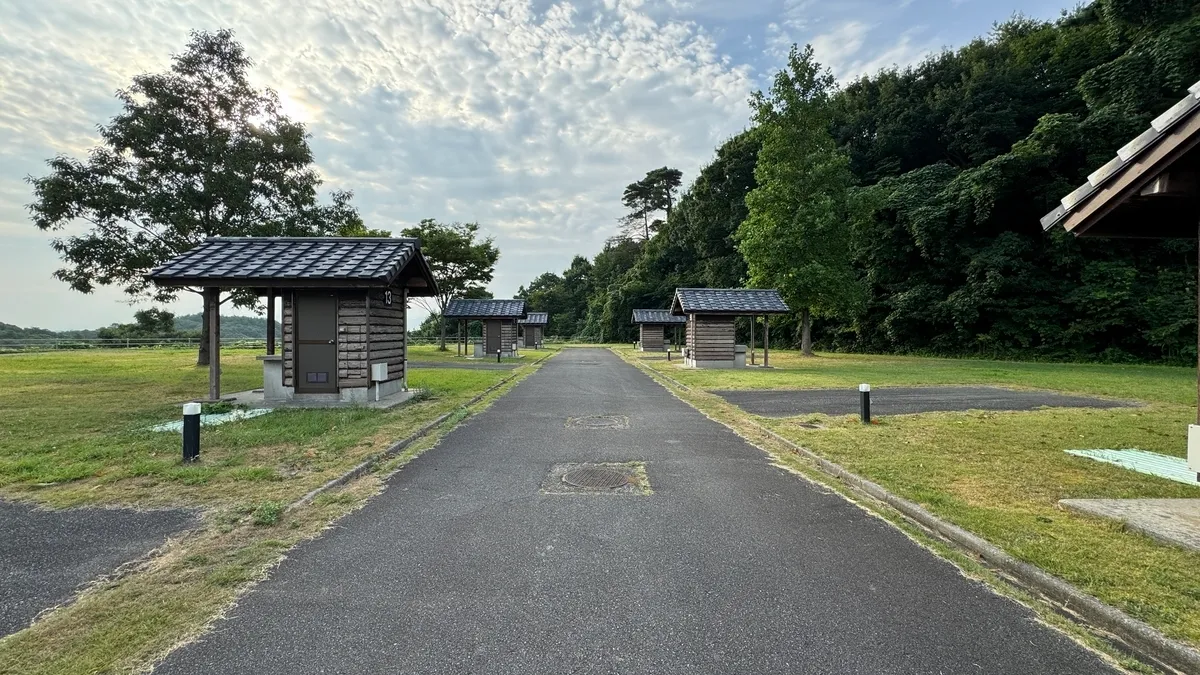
[562,465,631,489]
[566,415,629,430]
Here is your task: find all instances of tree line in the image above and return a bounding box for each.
[519,0,1200,363]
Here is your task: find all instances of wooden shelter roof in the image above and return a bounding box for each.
[147,237,437,294]
[444,298,527,319]
[518,312,548,325]
[670,288,790,316]
[631,309,686,325]
[1041,79,1200,238]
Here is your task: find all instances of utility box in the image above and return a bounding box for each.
[371,362,389,382]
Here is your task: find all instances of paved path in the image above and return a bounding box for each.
[1,501,195,637]
[715,385,1134,418]
[158,349,1111,673]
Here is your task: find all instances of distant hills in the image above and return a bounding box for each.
[1,313,278,341]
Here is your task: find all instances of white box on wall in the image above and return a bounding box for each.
[371,362,389,382]
[1188,425,1200,477]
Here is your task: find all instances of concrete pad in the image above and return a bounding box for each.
[713,385,1135,418]
[0,501,196,636]
[1060,499,1200,551]
[222,388,421,410]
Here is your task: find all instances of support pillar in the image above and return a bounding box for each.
[205,287,221,402]
[750,316,756,366]
[764,319,770,368]
[266,288,276,355]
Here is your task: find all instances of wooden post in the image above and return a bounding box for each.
[206,287,221,401]
[1196,222,1199,424]
[764,318,770,368]
[750,316,756,366]
[266,288,276,355]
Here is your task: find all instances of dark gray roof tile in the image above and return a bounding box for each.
[519,312,548,325]
[632,309,685,324]
[444,299,527,319]
[671,288,790,315]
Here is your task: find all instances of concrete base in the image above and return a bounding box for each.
[471,343,518,358]
[1189,425,1200,477]
[1060,498,1200,552]
[683,359,740,369]
[225,387,421,410]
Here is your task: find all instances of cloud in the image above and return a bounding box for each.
[811,22,936,80]
[0,0,755,328]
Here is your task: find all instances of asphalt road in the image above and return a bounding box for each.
[1,501,196,636]
[157,349,1113,674]
[714,385,1134,418]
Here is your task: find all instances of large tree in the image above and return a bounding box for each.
[27,29,360,365]
[400,219,500,350]
[738,45,862,356]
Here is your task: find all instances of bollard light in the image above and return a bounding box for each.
[497,348,502,363]
[182,402,201,462]
[859,383,871,425]
[667,349,672,362]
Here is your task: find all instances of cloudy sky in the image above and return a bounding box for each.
[0,0,1068,330]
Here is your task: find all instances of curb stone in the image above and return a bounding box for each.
[289,351,556,510]
[618,349,1200,675]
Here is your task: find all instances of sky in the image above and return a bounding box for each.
[0,0,1070,331]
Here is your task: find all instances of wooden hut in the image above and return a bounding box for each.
[148,237,438,405]
[519,312,548,348]
[444,299,527,358]
[1041,78,1200,475]
[671,288,790,368]
[631,309,685,352]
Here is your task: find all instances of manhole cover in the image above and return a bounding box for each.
[562,465,631,489]
[566,415,629,429]
[796,423,824,430]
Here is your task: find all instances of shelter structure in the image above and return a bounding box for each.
[631,309,685,352]
[1041,78,1200,475]
[444,299,527,358]
[519,312,548,348]
[148,237,437,405]
[670,288,790,368]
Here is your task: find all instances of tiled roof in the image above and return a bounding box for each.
[631,309,685,324]
[1042,79,1200,231]
[444,298,527,319]
[519,312,548,325]
[147,237,431,290]
[671,288,790,315]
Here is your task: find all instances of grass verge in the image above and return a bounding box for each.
[0,347,555,674]
[617,346,1200,670]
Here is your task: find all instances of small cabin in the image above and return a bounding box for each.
[671,288,790,368]
[148,237,438,405]
[444,299,527,358]
[631,309,685,351]
[519,312,548,348]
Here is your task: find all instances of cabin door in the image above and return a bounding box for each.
[295,294,338,393]
[485,320,502,355]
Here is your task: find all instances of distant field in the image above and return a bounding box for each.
[621,347,1200,649]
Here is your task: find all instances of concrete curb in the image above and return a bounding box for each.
[289,352,555,510]
[619,350,1200,675]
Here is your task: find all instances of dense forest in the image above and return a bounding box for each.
[517,0,1200,363]
[1,313,277,342]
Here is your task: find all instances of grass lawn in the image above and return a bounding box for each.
[0,346,552,674]
[621,347,1200,652]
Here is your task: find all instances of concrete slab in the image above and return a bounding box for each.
[1060,499,1200,551]
[713,385,1135,418]
[0,501,196,636]
[222,388,421,410]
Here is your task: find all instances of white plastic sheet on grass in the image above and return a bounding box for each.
[1065,449,1200,486]
[150,408,274,433]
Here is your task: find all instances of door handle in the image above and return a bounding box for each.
[328,340,335,344]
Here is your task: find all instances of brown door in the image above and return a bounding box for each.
[486,320,502,354]
[524,327,536,348]
[296,294,337,393]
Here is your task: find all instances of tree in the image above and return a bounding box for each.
[619,167,684,240]
[26,29,360,365]
[738,45,863,356]
[645,167,684,220]
[399,219,500,350]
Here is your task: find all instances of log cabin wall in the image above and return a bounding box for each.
[687,314,735,362]
[367,288,407,383]
[337,292,369,388]
[501,320,517,353]
[640,324,664,350]
[282,292,295,387]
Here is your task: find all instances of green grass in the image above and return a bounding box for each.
[0,348,524,508]
[624,346,1200,648]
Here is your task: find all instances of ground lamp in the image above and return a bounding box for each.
[1041,79,1200,476]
